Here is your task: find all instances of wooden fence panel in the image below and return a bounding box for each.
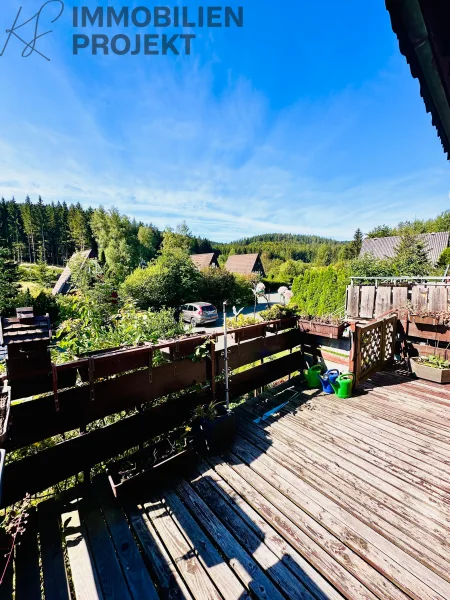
[411,286,429,312]
[217,351,302,401]
[8,358,207,450]
[1,389,211,508]
[347,284,450,320]
[347,286,360,318]
[374,287,392,318]
[216,329,302,373]
[359,286,376,318]
[392,287,408,311]
[428,286,448,312]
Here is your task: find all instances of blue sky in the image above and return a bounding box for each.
[0,1,449,241]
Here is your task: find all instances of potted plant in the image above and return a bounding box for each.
[260,304,298,333]
[108,433,196,501]
[227,315,266,342]
[192,401,235,455]
[297,315,346,339]
[410,355,450,384]
[0,387,11,447]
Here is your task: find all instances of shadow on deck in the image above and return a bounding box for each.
[3,371,450,600]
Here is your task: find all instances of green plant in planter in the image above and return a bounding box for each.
[192,401,220,420]
[191,402,235,454]
[416,355,450,369]
[260,304,297,321]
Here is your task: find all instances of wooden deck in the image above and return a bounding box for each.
[4,371,450,600]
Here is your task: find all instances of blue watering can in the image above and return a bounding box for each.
[318,369,340,394]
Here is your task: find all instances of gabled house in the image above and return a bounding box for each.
[224,253,266,277]
[190,253,219,270]
[360,231,449,266]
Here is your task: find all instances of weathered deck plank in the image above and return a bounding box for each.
[61,502,104,600]
[38,500,71,600]
[6,370,450,600]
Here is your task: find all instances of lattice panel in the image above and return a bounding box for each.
[358,324,383,380]
[355,315,397,385]
[383,318,396,363]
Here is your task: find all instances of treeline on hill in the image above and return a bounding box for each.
[1,196,449,325]
[0,197,214,267]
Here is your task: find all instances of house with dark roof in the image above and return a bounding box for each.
[360,232,449,266]
[224,253,266,277]
[190,253,219,270]
[52,249,96,296]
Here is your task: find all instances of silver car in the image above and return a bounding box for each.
[180,302,218,326]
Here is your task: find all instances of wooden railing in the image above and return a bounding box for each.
[2,320,307,507]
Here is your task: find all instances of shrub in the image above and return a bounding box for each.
[291,265,350,317]
[260,304,298,320]
[437,247,450,268]
[122,248,201,309]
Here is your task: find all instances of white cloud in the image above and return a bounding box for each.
[0,35,448,241]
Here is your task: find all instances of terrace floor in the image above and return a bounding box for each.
[3,371,450,600]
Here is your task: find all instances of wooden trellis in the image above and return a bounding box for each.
[352,315,397,386]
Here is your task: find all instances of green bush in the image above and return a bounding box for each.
[291,265,350,317]
[122,248,201,309]
[437,247,450,268]
[54,301,184,361]
[260,304,297,320]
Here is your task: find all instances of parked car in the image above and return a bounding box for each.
[180,302,218,326]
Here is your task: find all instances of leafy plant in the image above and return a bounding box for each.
[260,304,297,320]
[192,401,222,421]
[416,355,450,369]
[226,314,260,329]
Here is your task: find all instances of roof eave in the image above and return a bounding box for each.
[386,0,450,159]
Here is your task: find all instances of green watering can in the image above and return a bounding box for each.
[303,365,322,389]
[330,373,354,399]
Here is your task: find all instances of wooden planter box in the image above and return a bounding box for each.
[298,319,346,339]
[410,357,450,384]
[410,315,440,327]
[193,407,235,455]
[266,317,298,333]
[108,448,196,502]
[231,324,266,343]
[0,387,11,447]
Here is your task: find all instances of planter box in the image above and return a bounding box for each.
[410,315,440,327]
[266,317,298,333]
[0,387,11,447]
[231,324,266,343]
[410,357,450,384]
[193,406,235,455]
[298,319,346,339]
[108,448,196,502]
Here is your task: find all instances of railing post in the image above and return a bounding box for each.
[210,339,216,401]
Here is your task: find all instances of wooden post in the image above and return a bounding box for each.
[210,339,216,401]
[348,322,358,386]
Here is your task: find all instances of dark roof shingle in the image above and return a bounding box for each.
[360,232,449,265]
[224,253,263,275]
[190,253,217,270]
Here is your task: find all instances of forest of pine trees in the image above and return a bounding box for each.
[0,197,94,265]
